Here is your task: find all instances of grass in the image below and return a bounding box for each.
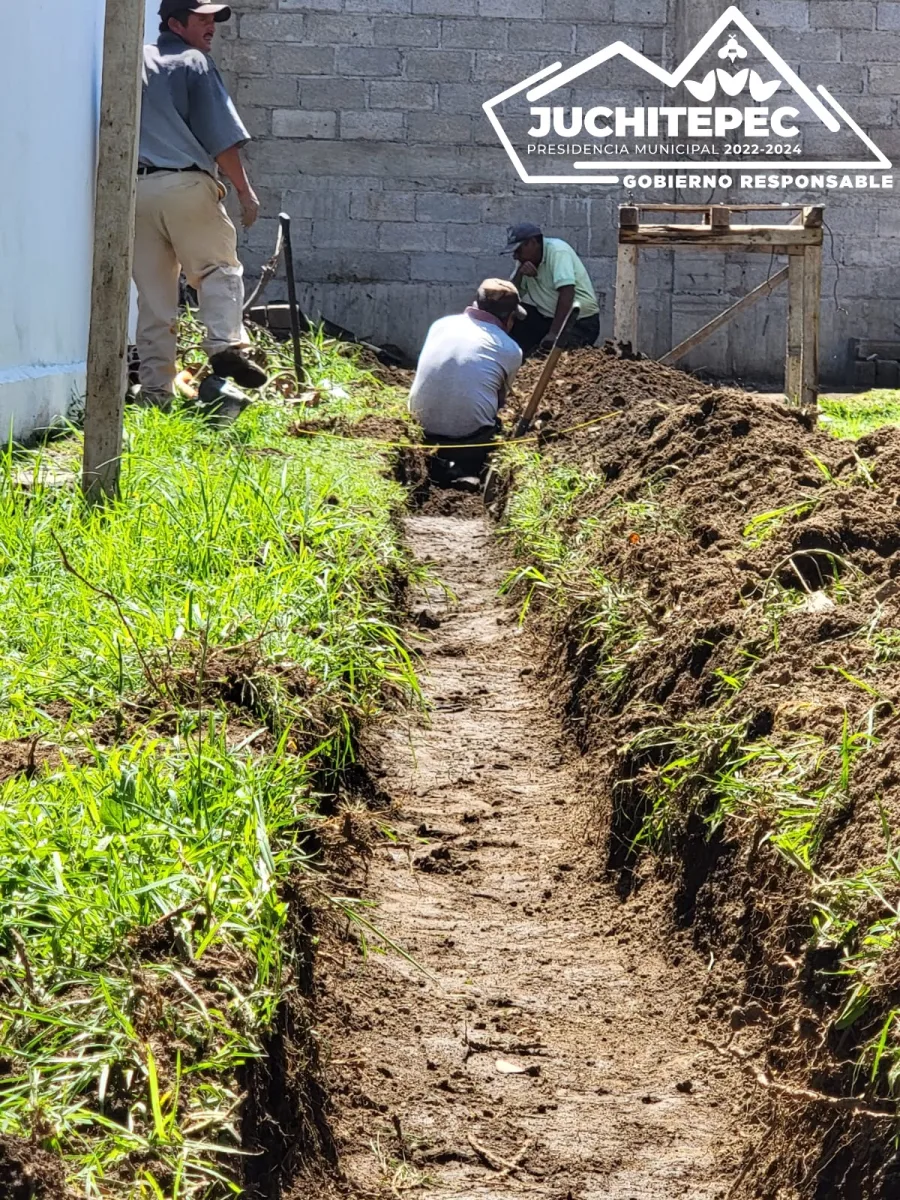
[820,389,900,440]
[498,448,660,703]
[629,711,875,868]
[499,447,598,578]
[0,327,419,1195]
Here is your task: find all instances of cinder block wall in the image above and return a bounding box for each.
[216,0,900,383]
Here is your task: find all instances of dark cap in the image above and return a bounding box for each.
[503,222,543,252]
[476,278,527,321]
[160,0,232,23]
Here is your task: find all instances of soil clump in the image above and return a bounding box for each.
[0,1135,73,1200]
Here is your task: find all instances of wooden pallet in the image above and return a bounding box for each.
[613,203,825,408]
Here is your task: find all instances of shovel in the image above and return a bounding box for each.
[483,303,581,506]
[513,302,580,438]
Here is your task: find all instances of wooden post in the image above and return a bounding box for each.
[82,0,145,501]
[618,205,639,230]
[785,253,804,406]
[800,244,823,410]
[614,245,639,351]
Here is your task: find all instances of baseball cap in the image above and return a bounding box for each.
[503,222,543,252]
[476,279,527,322]
[160,0,232,22]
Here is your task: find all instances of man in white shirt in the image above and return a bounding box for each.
[506,223,601,358]
[409,279,525,481]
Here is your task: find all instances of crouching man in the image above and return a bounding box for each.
[409,280,525,483]
[133,0,267,408]
[505,223,601,358]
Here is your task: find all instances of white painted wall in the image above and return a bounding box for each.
[0,1,107,441]
[144,0,160,42]
[0,2,163,443]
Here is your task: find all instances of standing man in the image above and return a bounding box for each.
[133,0,267,409]
[409,280,525,482]
[505,224,601,358]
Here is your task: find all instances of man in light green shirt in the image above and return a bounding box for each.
[505,223,601,358]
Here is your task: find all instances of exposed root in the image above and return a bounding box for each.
[466,1132,534,1178]
[701,1038,897,1120]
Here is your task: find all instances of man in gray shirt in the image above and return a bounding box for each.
[409,280,525,482]
[133,0,266,407]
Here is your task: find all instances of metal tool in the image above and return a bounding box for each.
[279,212,305,386]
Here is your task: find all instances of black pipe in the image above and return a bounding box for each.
[279,212,304,386]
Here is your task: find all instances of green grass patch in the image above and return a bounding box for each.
[820,390,900,440]
[498,448,655,704]
[0,331,419,1195]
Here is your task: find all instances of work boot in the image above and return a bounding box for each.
[208,348,268,390]
[196,376,251,427]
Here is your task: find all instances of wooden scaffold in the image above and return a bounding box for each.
[613,203,824,408]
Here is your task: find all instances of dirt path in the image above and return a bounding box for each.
[320,514,751,1199]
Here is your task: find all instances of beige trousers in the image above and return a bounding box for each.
[132,170,249,394]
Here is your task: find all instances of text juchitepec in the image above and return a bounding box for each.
[528,106,801,140]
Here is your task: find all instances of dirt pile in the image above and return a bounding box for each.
[531,347,900,740]
[0,1136,72,1200]
[515,346,900,1198]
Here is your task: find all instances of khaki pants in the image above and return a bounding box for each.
[133,170,249,395]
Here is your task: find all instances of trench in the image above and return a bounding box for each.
[315,512,754,1198]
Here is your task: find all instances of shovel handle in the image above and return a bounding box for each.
[514,303,580,439]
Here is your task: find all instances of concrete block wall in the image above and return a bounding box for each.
[215,0,900,383]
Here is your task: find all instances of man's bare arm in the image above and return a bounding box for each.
[545,284,576,342]
[216,145,260,228]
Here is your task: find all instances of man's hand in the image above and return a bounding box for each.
[518,261,538,278]
[216,146,259,227]
[237,186,260,228]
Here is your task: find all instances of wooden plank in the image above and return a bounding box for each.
[635,203,806,213]
[614,245,639,350]
[619,243,816,256]
[800,245,823,410]
[660,266,789,366]
[82,0,145,501]
[785,255,804,405]
[619,225,823,248]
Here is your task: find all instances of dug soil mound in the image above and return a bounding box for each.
[514,346,900,1198]
[0,1136,72,1200]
